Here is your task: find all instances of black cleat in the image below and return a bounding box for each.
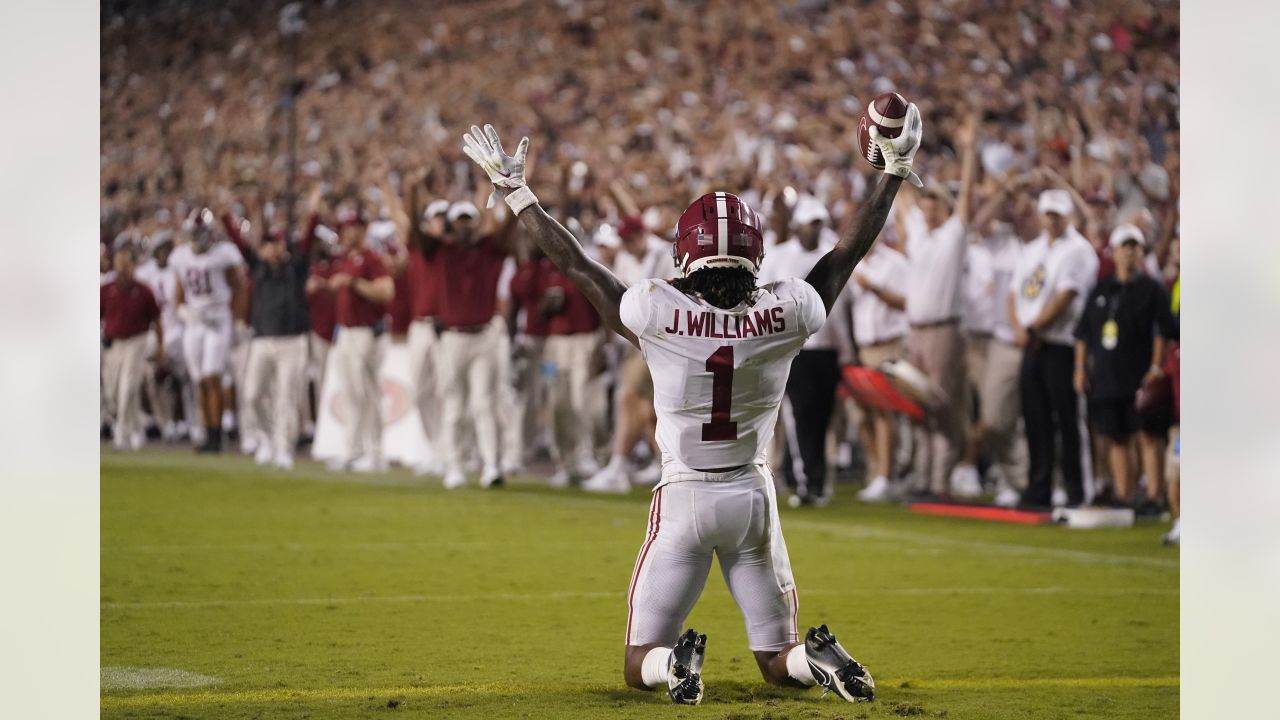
[667,628,707,705]
[804,624,875,702]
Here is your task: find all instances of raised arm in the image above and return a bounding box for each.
[805,104,923,314]
[463,124,637,346]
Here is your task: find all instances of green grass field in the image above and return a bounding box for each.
[101,450,1178,719]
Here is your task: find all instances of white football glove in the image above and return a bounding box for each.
[868,103,924,188]
[461,124,538,213]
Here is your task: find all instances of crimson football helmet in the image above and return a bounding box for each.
[672,192,765,276]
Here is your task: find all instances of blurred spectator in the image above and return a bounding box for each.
[432,202,513,489]
[897,178,971,499]
[540,255,604,487]
[325,216,394,472]
[760,195,842,506]
[101,245,163,450]
[1010,189,1099,508]
[135,233,192,442]
[846,241,909,503]
[1072,223,1174,508]
[221,205,315,471]
[403,187,450,476]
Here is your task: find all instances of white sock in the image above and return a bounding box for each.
[640,646,672,688]
[785,644,816,686]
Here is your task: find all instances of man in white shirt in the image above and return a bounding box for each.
[846,241,909,502]
[899,185,969,497]
[1009,189,1099,507]
[584,216,680,492]
[759,196,844,506]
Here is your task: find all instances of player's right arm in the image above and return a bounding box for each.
[805,104,923,315]
[462,124,637,347]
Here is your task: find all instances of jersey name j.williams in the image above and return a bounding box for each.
[661,306,787,339]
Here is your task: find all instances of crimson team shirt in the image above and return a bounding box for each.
[508,258,552,337]
[101,279,160,341]
[542,264,601,336]
[436,235,506,329]
[307,258,338,341]
[334,248,390,329]
[408,245,443,320]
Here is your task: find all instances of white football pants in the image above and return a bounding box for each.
[244,334,308,458]
[406,319,441,460]
[543,332,598,473]
[437,324,501,475]
[331,326,383,460]
[625,465,800,652]
[102,333,150,448]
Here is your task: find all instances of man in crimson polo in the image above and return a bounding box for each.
[305,230,339,436]
[508,248,554,470]
[433,201,512,489]
[101,244,164,451]
[326,214,395,472]
[540,255,604,487]
[404,192,451,475]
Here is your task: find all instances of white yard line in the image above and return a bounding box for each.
[103,585,1175,610]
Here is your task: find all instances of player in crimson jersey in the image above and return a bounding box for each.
[463,109,922,705]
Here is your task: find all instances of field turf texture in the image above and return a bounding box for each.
[102,450,1178,719]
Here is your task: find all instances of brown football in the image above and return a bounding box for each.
[856,92,909,170]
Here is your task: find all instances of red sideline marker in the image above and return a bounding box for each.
[908,502,1053,525]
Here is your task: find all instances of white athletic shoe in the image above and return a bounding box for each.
[803,624,875,702]
[273,452,294,471]
[857,476,893,503]
[325,457,351,472]
[949,464,983,498]
[1162,518,1180,545]
[547,469,572,489]
[443,471,467,490]
[1051,487,1069,508]
[994,485,1021,508]
[582,463,631,494]
[254,442,274,466]
[351,454,387,474]
[575,456,602,479]
[480,466,504,489]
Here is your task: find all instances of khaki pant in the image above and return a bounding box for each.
[905,323,967,494]
[543,332,599,472]
[332,326,383,460]
[512,335,548,461]
[980,339,1029,490]
[244,334,308,458]
[406,319,441,457]
[493,325,523,469]
[437,324,502,475]
[103,333,150,449]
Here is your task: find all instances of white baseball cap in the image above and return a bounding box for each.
[424,199,450,220]
[594,223,621,249]
[792,195,830,226]
[1037,189,1072,216]
[1109,223,1145,248]
[447,201,479,223]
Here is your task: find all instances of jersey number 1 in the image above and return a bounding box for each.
[702,345,738,441]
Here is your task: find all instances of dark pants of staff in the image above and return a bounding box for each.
[1018,342,1086,507]
[782,349,840,501]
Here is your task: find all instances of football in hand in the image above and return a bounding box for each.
[856,92,910,170]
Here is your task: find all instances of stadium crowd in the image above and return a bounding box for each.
[99,0,1180,540]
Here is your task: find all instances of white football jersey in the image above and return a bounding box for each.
[134,259,181,332]
[620,277,826,474]
[169,241,244,312]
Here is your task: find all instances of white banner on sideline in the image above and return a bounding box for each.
[313,338,434,467]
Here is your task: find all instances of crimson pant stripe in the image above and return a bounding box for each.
[625,487,663,645]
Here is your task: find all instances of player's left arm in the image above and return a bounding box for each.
[806,104,922,314]
[462,124,637,346]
